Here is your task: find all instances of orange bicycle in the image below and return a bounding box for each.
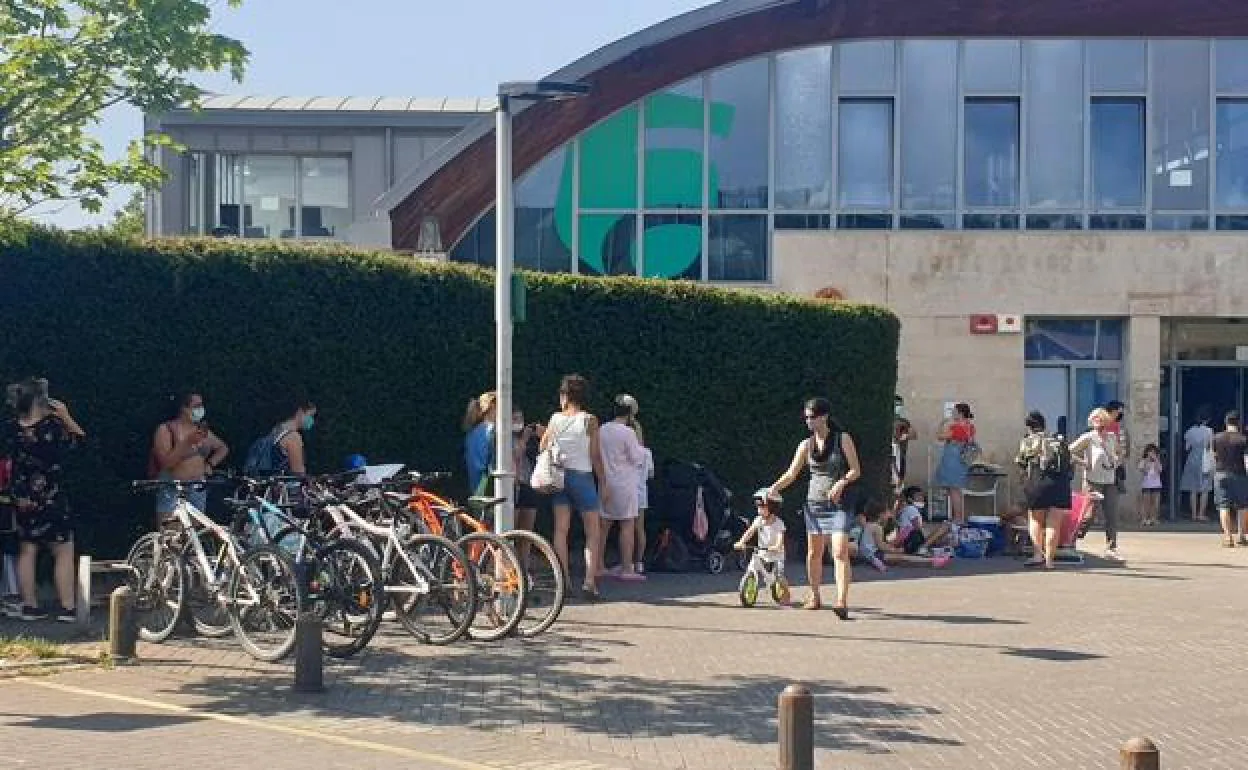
[403,481,567,638]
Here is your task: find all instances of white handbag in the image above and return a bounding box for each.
[530,444,566,494]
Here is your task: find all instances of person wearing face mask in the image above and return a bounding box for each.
[272,394,317,476]
[149,390,228,521]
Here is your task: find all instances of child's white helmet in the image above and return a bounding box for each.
[753,487,782,504]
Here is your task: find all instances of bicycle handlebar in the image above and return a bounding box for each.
[131,476,233,492]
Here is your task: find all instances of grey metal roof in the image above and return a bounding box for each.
[196,94,498,112]
[372,0,794,214]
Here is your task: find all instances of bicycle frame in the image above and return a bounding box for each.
[312,495,433,596]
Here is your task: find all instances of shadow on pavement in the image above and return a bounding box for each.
[152,629,962,758]
[0,711,201,732]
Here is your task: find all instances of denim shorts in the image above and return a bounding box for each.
[552,470,602,514]
[1214,472,1248,511]
[803,501,851,536]
[155,481,208,518]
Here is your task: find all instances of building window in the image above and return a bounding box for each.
[900,40,957,211]
[964,98,1020,207]
[1026,319,1124,362]
[837,99,893,208]
[709,58,770,209]
[774,46,832,209]
[709,214,768,281]
[1090,98,1146,209]
[837,40,896,93]
[579,213,637,276]
[1216,40,1248,93]
[580,107,639,210]
[1087,40,1147,93]
[299,157,350,237]
[1151,40,1211,212]
[775,213,831,230]
[963,40,1021,93]
[1026,41,1084,209]
[644,78,704,209]
[642,214,702,280]
[514,146,573,273]
[1216,99,1248,208]
[201,153,348,239]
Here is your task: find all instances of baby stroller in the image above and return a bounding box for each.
[646,460,746,574]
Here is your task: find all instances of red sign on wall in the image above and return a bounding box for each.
[969,314,998,334]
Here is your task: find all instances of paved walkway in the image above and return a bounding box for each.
[3,530,1248,769]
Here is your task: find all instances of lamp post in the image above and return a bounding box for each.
[494,80,589,535]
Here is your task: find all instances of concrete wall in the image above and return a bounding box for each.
[770,231,1248,511]
[155,126,458,247]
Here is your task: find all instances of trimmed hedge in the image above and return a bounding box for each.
[0,226,899,556]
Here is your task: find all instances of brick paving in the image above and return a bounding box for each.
[3,530,1248,769]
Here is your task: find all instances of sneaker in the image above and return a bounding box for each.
[916,546,931,557]
[634,562,645,575]
[17,605,47,621]
[55,607,77,624]
[617,571,647,582]
[1,600,20,619]
[1103,548,1123,561]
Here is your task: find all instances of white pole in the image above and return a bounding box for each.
[494,97,516,535]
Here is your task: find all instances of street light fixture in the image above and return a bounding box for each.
[494,79,589,535]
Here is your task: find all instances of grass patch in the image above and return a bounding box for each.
[0,636,64,662]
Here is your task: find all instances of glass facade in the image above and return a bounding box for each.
[450,38,1248,282]
[189,153,349,239]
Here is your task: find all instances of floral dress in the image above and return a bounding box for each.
[1,417,78,544]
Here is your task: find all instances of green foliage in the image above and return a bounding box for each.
[0,1,248,214]
[0,226,899,556]
[98,190,145,238]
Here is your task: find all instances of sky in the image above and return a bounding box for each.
[37,0,714,229]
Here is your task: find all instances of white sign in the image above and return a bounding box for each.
[1236,345,1248,362]
[1170,169,1193,187]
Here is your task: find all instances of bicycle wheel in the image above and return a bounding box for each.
[227,544,303,662]
[456,532,527,642]
[390,534,477,645]
[126,532,186,643]
[500,529,566,638]
[313,538,385,659]
[182,532,232,638]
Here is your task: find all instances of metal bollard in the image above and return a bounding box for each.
[778,683,814,770]
[1121,737,1160,770]
[293,612,324,694]
[107,585,137,661]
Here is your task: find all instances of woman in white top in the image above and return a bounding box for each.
[597,396,649,582]
[539,374,609,600]
[1069,408,1123,560]
[616,394,654,574]
[1180,408,1215,522]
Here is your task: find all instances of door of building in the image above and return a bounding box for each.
[1024,365,1122,439]
[1168,366,1248,519]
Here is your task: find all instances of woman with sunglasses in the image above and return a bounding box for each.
[766,397,862,617]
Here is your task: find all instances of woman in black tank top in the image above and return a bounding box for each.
[766,397,862,617]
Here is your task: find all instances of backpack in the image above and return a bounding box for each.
[243,427,292,476]
[1033,434,1072,479]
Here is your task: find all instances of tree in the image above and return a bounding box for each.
[102,189,145,237]
[0,1,248,215]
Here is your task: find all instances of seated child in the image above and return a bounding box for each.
[856,506,889,572]
[889,486,952,556]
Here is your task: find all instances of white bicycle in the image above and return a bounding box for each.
[128,479,305,662]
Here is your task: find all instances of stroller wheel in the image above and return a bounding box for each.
[707,551,725,575]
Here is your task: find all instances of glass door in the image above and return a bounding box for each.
[1171,366,1245,518]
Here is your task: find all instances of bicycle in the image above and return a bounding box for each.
[228,476,385,660]
[286,472,481,646]
[734,542,790,608]
[403,477,566,638]
[129,479,305,661]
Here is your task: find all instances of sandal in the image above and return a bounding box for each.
[802,596,822,611]
[1222,538,1236,548]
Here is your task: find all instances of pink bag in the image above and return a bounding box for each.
[692,486,709,542]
